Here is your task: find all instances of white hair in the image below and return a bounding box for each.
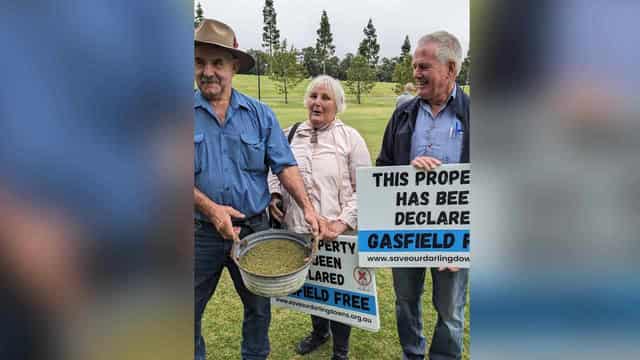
[417,31,463,76]
[303,75,347,114]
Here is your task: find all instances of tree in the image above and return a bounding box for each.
[377,57,398,82]
[315,10,336,74]
[337,53,354,80]
[400,35,411,61]
[392,35,414,92]
[392,55,414,94]
[245,49,269,75]
[357,18,380,67]
[301,46,321,78]
[345,55,376,104]
[456,50,471,86]
[325,56,341,79]
[262,0,280,56]
[194,2,204,28]
[269,40,306,104]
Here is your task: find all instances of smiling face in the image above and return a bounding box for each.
[306,83,338,128]
[194,45,238,101]
[412,42,456,105]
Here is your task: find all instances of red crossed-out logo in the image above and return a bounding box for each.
[353,267,372,287]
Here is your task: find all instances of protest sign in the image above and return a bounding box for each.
[272,235,380,331]
[356,164,471,268]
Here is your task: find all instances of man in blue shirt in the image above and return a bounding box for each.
[377,31,470,360]
[193,19,326,360]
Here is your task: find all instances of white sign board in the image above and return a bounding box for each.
[272,235,380,331]
[356,164,471,268]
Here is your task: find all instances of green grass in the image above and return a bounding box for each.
[202,74,470,359]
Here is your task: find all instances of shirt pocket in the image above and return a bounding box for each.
[445,126,464,164]
[194,133,206,174]
[240,133,266,172]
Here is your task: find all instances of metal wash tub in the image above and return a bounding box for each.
[232,229,316,297]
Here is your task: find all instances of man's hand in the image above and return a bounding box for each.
[411,156,442,171]
[277,166,328,239]
[209,204,244,241]
[302,206,333,244]
[194,188,243,241]
[268,194,284,223]
[437,266,460,272]
[302,205,320,236]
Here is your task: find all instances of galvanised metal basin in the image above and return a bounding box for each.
[232,229,316,297]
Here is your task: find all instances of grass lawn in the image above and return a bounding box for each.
[202,74,470,359]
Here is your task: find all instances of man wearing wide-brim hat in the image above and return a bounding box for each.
[192,18,327,360]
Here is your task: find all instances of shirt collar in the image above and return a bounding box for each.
[449,84,457,100]
[298,119,343,134]
[420,84,457,111]
[194,90,208,109]
[193,88,249,110]
[230,89,250,110]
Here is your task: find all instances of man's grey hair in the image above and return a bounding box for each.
[303,75,347,114]
[417,31,463,76]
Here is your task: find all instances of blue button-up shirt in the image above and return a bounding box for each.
[410,86,463,164]
[194,89,296,220]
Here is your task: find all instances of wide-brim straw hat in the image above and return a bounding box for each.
[195,19,255,72]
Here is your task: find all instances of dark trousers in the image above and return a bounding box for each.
[194,215,271,360]
[393,268,469,360]
[310,315,352,356]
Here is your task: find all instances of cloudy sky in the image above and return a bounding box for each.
[197,0,469,59]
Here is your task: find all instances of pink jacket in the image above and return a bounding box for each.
[269,119,371,233]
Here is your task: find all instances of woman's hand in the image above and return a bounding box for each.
[268,193,285,223]
[324,220,349,241]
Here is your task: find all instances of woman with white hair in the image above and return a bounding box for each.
[268,75,371,360]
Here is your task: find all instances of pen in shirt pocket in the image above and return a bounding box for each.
[449,122,463,138]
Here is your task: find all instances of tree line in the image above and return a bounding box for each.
[195,1,470,104]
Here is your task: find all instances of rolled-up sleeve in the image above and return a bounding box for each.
[264,107,297,174]
[338,129,372,230]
